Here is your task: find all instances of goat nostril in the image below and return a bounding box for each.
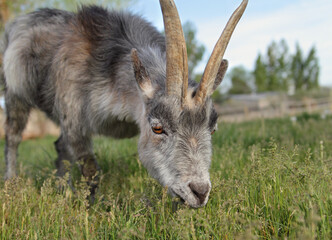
[189,182,209,205]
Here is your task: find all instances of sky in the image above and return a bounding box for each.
[129,0,332,87]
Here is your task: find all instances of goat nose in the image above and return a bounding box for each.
[189,182,210,205]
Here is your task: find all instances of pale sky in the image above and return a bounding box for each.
[130,0,332,87]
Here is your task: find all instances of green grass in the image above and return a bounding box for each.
[0,114,331,239]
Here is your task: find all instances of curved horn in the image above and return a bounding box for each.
[160,0,188,104]
[195,0,248,104]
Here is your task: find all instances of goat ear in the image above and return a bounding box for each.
[131,49,155,99]
[211,59,228,92]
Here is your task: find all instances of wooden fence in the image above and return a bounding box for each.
[217,97,332,122]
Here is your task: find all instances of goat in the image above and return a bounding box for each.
[1,0,248,208]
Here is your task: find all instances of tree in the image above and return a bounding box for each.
[228,66,252,94]
[253,53,267,93]
[0,0,10,30]
[276,39,291,91]
[182,21,205,80]
[291,43,304,90]
[265,41,279,91]
[291,43,319,91]
[303,46,319,89]
[264,39,291,92]
[252,39,320,93]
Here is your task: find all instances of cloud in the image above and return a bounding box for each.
[194,0,332,86]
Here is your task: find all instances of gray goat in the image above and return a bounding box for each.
[1,0,248,207]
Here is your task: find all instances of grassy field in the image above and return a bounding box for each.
[0,113,331,239]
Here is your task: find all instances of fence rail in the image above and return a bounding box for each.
[217,97,332,122]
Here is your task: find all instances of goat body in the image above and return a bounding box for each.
[2,1,247,208]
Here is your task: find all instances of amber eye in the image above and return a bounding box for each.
[152,126,163,134]
[211,130,216,135]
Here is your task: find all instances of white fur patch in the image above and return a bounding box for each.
[3,40,28,95]
[184,88,196,109]
[88,87,144,133]
[140,81,155,99]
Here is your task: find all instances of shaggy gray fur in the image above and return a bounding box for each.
[1,5,225,208]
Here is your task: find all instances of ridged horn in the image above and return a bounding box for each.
[195,0,248,104]
[160,0,188,105]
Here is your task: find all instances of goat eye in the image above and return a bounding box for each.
[211,129,216,135]
[152,126,163,134]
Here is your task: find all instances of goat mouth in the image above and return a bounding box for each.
[174,193,185,203]
[168,188,182,200]
[169,186,208,208]
[167,188,185,204]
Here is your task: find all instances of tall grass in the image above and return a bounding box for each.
[0,115,331,239]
